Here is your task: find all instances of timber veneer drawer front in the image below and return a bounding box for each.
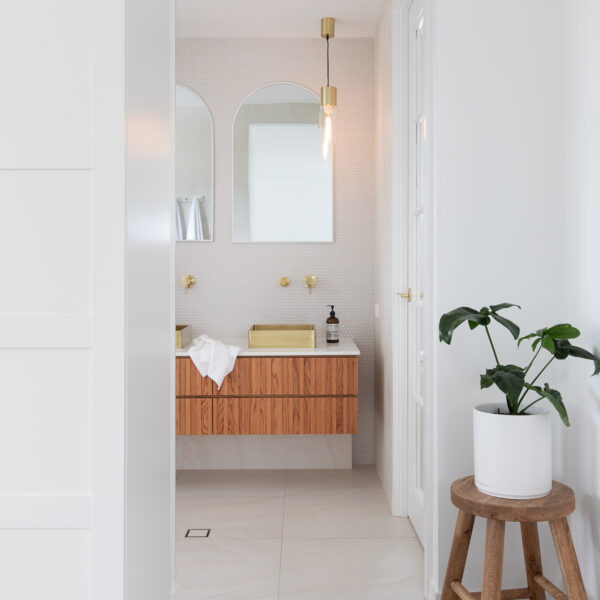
[176,397,212,435]
[215,356,358,397]
[213,397,285,435]
[286,396,358,434]
[176,357,214,396]
[175,355,359,435]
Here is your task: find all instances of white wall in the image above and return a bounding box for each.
[374,0,396,507]
[376,1,598,596]
[124,0,173,597]
[559,0,600,596]
[0,1,173,598]
[431,0,565,594]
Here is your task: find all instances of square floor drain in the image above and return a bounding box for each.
[185,528,211,538]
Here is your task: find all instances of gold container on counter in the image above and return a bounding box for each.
[248,324,316,349]
[176,325,192,349]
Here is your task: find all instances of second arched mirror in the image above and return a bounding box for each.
[176,84,213,241]
[232,83,333,243]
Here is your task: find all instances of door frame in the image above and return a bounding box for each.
[390,0,438,596]
[390,0,411,520]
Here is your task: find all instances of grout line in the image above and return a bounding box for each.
[278,535,420,541]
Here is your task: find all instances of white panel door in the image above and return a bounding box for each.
[407,0,426,544]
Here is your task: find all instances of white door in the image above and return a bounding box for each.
[406,0,426,544]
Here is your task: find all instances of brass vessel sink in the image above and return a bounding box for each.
[248,324,316,349]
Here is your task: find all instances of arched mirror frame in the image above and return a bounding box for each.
[231,81,334,244]
[175,83,214,242]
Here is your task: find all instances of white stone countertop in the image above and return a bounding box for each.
[176,338,360,357]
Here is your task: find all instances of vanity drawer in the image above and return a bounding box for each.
[211,396,358,435]
[176,397,212,435]
[176,357,215,396]
[215,356,358,397]
[213,397,285,435]
[286,396,358,434]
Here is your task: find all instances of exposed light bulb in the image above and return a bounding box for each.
[321,108,333,160]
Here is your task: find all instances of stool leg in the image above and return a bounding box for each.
[482,518,505,600]
[549,517,588,599]
[441,510,475,600]
[520,522,546,600]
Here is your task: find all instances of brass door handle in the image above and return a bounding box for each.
[398,288,412,301]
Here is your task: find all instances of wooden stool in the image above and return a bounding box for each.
[441,476,588,600]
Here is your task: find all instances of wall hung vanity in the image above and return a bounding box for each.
[176,340,359,436]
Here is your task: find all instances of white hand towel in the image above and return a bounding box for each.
[188,335,241,389]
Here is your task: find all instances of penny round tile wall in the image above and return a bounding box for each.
[176,38,375,465]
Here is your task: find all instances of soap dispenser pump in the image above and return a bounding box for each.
[326,305,339,343]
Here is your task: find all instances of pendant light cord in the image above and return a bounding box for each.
[326,35,330,87]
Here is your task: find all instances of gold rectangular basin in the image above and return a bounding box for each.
[176,324,192,349]
[248,324,316,349]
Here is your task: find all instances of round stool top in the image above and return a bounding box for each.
[451,476,575,522]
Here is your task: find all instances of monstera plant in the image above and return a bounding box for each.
[439,303,600,426]
[439,303,600,499]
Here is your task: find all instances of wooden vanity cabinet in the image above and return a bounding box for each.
[176,355,358,436]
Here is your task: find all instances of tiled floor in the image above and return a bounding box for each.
[176,466,424,600]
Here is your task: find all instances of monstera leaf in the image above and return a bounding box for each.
[518,323,581,353]
[480,364,525,411]
[553,340,600,376]
[439,303,520,345]
[519,325,600,375]
[523,382,570,426]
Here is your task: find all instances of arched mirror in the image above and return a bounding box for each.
[176,84,213,241]
[232,83,333,243]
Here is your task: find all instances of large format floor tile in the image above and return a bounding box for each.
[285,466,380,496]
[279,538,424,600]
[176,495,284,539]
[177,469,286,497]
[176,538,281,600]
[175,467,424,599]
[283,488,415,539]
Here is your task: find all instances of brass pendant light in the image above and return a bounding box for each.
[320,17,336,160]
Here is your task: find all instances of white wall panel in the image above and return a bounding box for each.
[0,171,91,314]
[374,0,395,509]
[124,0,173,597]
[0,494,91,529]
[1,0,173,597]
[0,530,90,600]
[560,0,600,596]
[0,349,91,493]
[0,315,92,348]
[0,0,91,169]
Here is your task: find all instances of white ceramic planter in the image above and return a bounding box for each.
[473,403,552,499]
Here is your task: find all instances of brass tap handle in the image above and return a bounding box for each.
[181,275,196,293]
[303,274,318,294]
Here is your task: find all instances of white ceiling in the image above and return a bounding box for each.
[176,0,386,39]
